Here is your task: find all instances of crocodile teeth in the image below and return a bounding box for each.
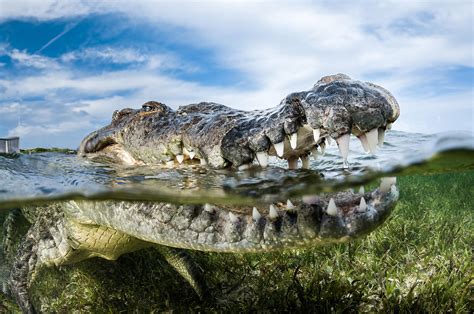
[200,159,207,166]
[378,128,385,147]
[274,141,284,157]
[358,197,367,212]
[288,157,298,170]
[359,186,365,194]
[313,128,321,143]
[252,207,262,221]
[386,123,393,130]
[326,136,333,146]
[311,147,318,159]
[358,134,370,153]
[289,133,298,149]
[228,212,239,223]
[380,177,397,192]
[300,155,310,169]
[204,203,215,213]
[269,204,279,219]
[176,154,184,164]
[320,142,326,155]
[286,199,295,209]
[366,128,378,153]
[166,160,174,167]
[326,198,338,216]
[189,151,196,159]
[336,134,350,161]
[256,151,269,168]
[238,163,250,170]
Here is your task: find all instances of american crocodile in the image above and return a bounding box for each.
[3,74,399,312]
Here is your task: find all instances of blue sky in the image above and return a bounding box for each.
[0,0,472,148]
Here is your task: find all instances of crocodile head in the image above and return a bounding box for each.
[78,74,399,169]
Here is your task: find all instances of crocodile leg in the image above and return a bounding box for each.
[156,246,209,300]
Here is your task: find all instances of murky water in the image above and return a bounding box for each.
[0,130,472,210]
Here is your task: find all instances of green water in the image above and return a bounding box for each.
[0,130,473,312]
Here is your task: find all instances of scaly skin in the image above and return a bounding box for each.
[4,74,400,312]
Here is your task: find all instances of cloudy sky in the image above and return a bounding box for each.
[0,0,472,148]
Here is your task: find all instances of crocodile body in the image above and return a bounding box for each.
[3,74,400,312]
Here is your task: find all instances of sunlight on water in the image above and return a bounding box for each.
[0,130,472,209]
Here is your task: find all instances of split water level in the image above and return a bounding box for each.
[0,130,473,312]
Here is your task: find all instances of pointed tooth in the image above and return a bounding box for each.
[269,204,279,219]
[200,158,207,166]
[252,207,262,221]
[380,177,397,192]
[189,151,196,159]
[300,155,310,169]
[256,151,269,168]
[359,186,365,194]
[288,157,298,169]
[326,198,338,216]
[366,128,378,153]
[238,163,250,170]
[319,142,326,155]
[311,147,318,158]
[359,197,367,212]
[358,134,370,153]
[183,147,190,156]
[228,212,239,223]
[326,136,333,146]
[166,160,175,167]
[176,154,184,164]
[274,142,284,157]
[378,128,385,147]
[336,133,350,161]
[289,133,298,149]
[386,123,393,130]
[286,199,295,209]
[204,203,215,213]
[313,128,321,142]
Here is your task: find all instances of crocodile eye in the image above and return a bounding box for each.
[142,105,153,112]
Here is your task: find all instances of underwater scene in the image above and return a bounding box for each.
[0,130,472,312]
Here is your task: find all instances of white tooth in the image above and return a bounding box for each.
[326,136,333,146]
[336,133,350,161]
[386,123,393,130]
[238,163,250,170]
[176,154,184,164]
[358,134,370,153]
[269,204,279,219]
[378,128,385,147]
[288,157,298,169]
[183,147,190,156]
[300,155,310,169]
[319,142,326,155]
[286,199,295,209]
[189,151,196,159]
[359,186,365,194]
[290,133,298,149]
[359,197,367,212]
[326,198,338,216]
[313,128,321,142]
[366,128,378,153]
[204,203,215,213]
[252,207,262,221]
[228,212,239,223]
[256,151,269,168]
[380,177,397,192]
[274,141,284,157]
[166,160,174,167]
[311,147,318,158]
[200,158,207,166]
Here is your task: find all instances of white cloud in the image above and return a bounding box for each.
[0,0,472,147]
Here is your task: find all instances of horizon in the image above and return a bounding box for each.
[0,1,472,149]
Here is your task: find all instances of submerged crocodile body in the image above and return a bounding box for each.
[3,74,400,312]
